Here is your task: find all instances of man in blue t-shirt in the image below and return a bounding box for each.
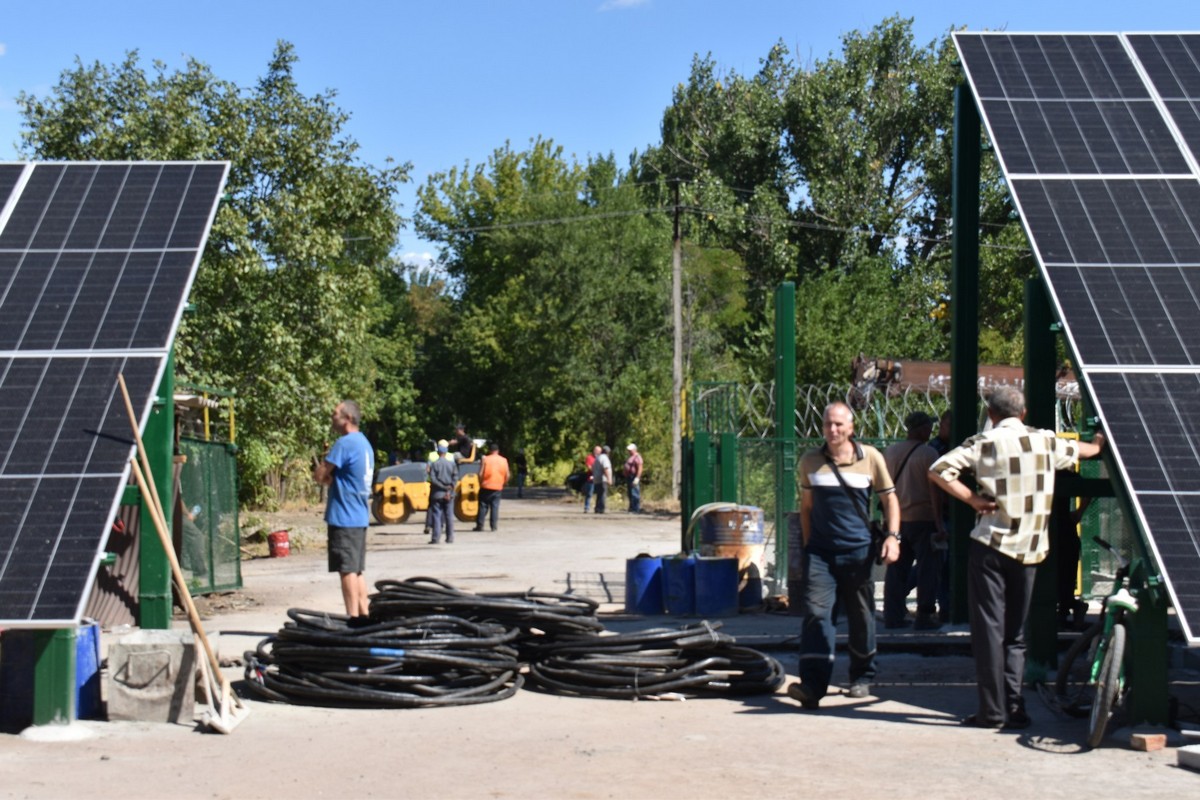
[313,400,375,625]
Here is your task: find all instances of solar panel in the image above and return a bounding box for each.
[0,162,228,626]
[956,32,1200,643]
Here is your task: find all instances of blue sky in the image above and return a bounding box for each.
[1,1,1196,263]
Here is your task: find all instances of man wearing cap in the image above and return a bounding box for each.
[474,442,510,532]
[427,439,458,544]
[624,443,644,513]
[882,411,942,630]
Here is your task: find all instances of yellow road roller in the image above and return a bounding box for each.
[372,459,480,524]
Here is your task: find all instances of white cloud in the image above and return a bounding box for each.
[0,43,7,57]
[598,0,649,11]
[400,251,435,268]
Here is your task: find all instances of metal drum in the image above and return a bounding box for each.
[696,505,765,609]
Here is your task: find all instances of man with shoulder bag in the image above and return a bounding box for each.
[787,402,900,710]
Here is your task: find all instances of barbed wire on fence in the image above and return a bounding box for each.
[694,378,1084,441]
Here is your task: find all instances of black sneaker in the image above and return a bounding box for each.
[913,613,942,630]
[1003,705,1032,730]
[962,714,1004,728]
[787,682,820,710]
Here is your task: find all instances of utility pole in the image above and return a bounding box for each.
[672,180,683,500]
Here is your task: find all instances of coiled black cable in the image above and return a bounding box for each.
[526,622,786,700]
[245,580,784,707]
[371,577,604,660]
[244,609,522,707]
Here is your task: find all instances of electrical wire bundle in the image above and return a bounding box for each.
[243,608,522,707]
[245,580,784,708]
[526,622,786,700]
[370,577,604,658]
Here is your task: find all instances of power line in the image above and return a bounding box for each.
[432,203,1031,254]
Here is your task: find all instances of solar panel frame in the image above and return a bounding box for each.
[0,161,228,627]
[956,31,1200,641]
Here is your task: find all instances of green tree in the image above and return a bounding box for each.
[638,16,1034,386]
[18,43,412,504]
[415,140,672,467]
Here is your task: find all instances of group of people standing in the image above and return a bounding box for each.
[425,426,512,544]
[789,388,1104,731]
[582,443,643,514]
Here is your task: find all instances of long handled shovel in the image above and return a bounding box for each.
[118,374,249,733]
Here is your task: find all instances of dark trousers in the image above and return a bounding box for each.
[883,520,939,624]
[476,488,501,530]
[583,481,594,511]
[594,483,607,514]
[798,545,877,699]
[428,495,455,543]
[967,539,1036,723]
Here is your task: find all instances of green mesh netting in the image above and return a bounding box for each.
[177,437,241,594]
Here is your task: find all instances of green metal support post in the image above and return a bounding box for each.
[1024,279,1058,680]
[31,629,76,725]
[1128,560,1169,725]
[138,353,175,629]
[718,432,738,503]
[691,431,714,513]
[949,83,981,625]
[774,283,796,593]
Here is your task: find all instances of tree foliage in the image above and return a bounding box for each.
[17,43,412,504]
[640,16,1032,385]
[14,16,1039,503]
[415,141,672,466]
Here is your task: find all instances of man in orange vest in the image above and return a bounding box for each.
[473,442,511,532]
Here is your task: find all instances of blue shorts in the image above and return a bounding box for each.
[327,526,367,574]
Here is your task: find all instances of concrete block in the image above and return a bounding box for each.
[1178,745,1200,772]
[1130,732,1166,751]
[106,629,196,723]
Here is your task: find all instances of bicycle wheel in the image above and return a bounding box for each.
[1055,620,1102,717]
[1087,622,1125,749]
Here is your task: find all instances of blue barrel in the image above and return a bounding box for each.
[661,555,696,615]
[76,621,102,719]
[694,556,739,617]
[624,556,664,615]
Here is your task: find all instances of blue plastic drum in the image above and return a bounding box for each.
[661,555,697,615]
[624,556,664,615]
[694,556,739,617]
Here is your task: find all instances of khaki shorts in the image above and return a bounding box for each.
[327,526,367,574]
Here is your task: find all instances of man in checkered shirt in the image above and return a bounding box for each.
[929,385,1104,729]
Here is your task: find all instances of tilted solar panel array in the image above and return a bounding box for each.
[0,162,227,626]
[955,32,1200,641]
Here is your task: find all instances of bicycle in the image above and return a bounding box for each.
[1053,536,1139,748]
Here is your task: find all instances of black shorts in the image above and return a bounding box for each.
[327,526,367,574]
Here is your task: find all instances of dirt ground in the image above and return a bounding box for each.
[2,487,1199,799]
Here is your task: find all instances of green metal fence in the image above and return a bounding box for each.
[687,378,1115,597]
[176,436,242,594]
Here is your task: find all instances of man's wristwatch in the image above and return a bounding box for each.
[885,531,901,542]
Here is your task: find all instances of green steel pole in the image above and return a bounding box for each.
[719,432,738,503]
[1024,279,1058,681]
[32,628,76,725]
[1128,561,1169,725]
[774,283,797,595]
[138,352,175,629]
[949,83,981,625]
